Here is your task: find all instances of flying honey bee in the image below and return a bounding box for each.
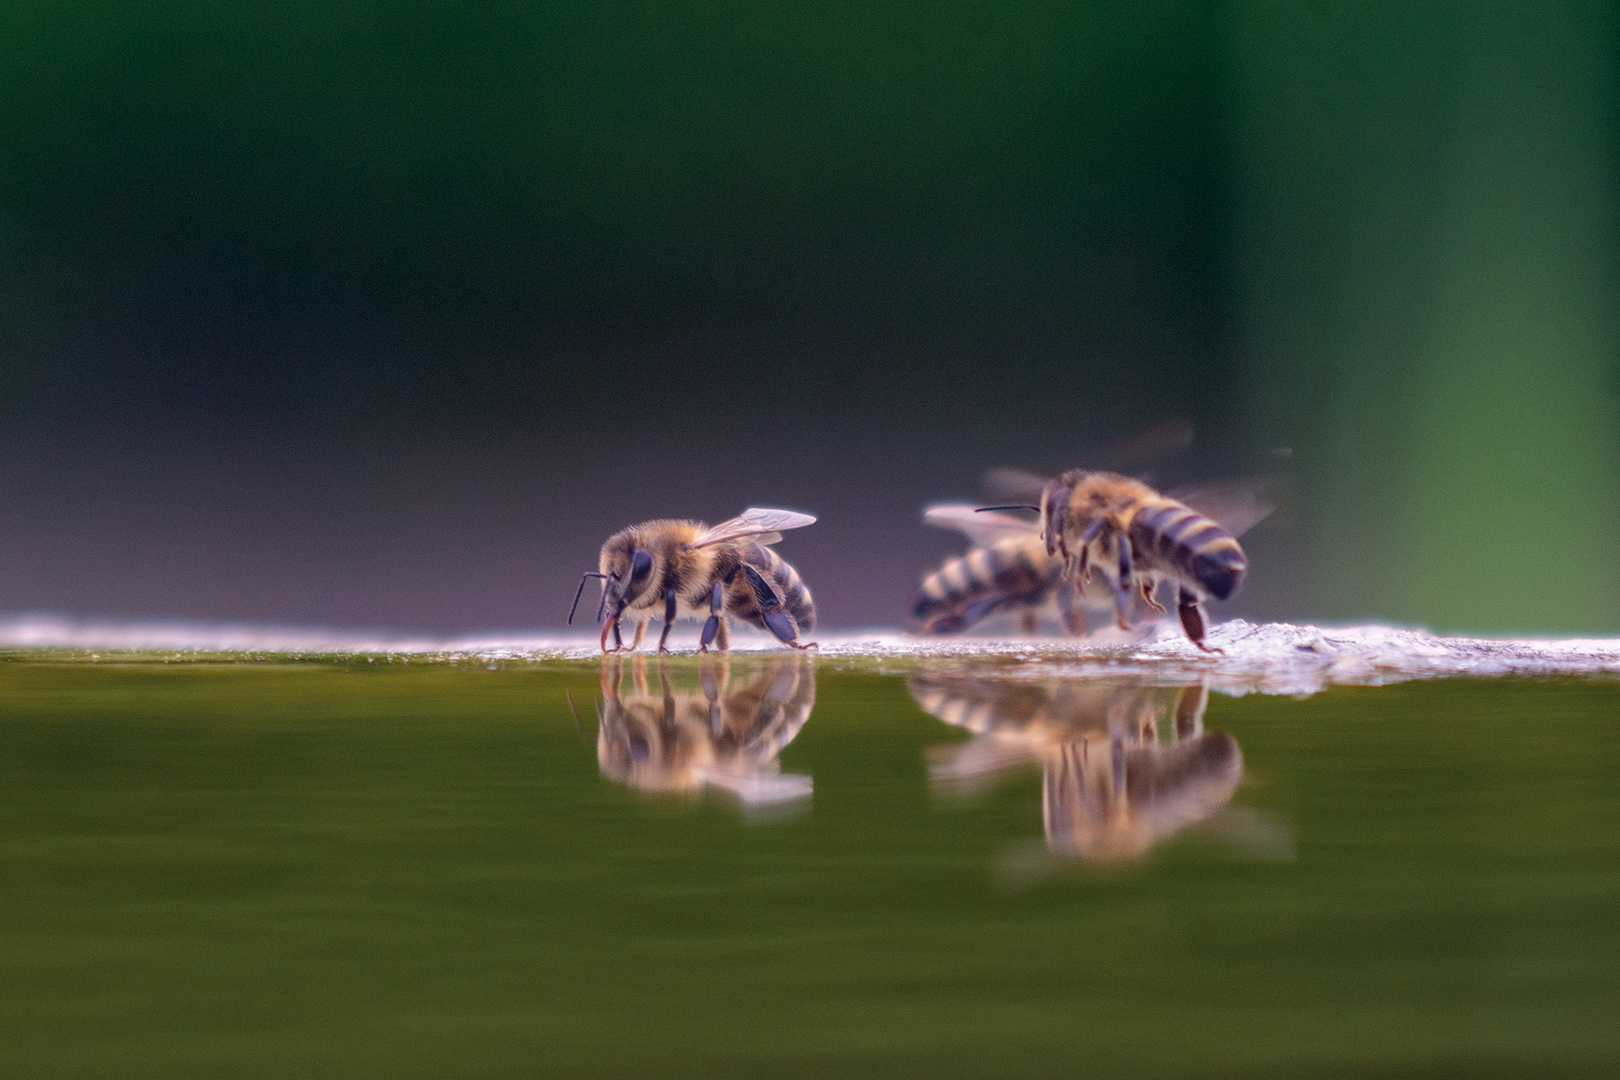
[913,475,1277,649]
[569,507,817,653]
[589,655,816,803]
[910,671,1242,861]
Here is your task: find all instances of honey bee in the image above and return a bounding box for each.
[910,671,1242,861]
[589,655,815,803]
[569,507,817,653]
[913,476,1277,648]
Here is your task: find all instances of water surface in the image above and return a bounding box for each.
[1,655,1616,1077]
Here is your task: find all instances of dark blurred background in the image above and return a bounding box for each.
[1,2,1616,634]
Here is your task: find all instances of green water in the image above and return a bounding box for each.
[0,656,1616,1077]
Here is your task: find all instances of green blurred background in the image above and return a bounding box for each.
[0,1,1616,633]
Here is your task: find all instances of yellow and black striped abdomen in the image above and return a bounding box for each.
[911,536,1059,631]
[740,544,816,632]
[1128,500,1246,600]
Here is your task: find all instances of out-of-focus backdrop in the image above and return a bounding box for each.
[1,2,1615,634]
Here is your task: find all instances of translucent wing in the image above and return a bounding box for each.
[1168,476,1288,538]
[981,419,1195,500]
[687,507,817,550]
[981,467,1051,503]
[923,503,1039,548]
[1087,418,1194,472]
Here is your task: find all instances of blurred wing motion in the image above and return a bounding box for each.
[981,418,1196,500]
[1086,417,1194,472]
[687,507,816,550]
[981,466,1051,504]
[922,503,1039,548]
[1167,476,1288,538]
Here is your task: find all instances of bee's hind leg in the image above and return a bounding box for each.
[741,563,816,650]
[1177,589,1223,654]
[1141,578,1167,615]
[699,582,725,653]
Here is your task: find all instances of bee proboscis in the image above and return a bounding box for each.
[570,507,817,653]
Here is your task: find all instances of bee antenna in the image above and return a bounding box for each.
[976,504,1041,513]
[569,572,608,625]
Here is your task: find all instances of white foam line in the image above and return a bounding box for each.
[3,614,1619,695]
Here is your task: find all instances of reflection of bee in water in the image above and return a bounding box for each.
[909,672,1240,861]
[913,477,1276,649]
[589,655,816,803]
[570,507,817,653]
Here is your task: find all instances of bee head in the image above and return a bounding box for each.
[597,536,657,618]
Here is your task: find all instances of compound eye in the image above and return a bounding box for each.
[629,548,654,584]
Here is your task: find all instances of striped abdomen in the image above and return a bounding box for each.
[1128,501,1246,600]
[911,536,1059,632]
[737,544,816,632]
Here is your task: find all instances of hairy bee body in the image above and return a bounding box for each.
[910,534,1082,635]
[589,515,815,653]
[1041,471,1247,650]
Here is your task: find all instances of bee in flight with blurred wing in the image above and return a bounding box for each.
[913,452,1278,651]
[570,507,817,653]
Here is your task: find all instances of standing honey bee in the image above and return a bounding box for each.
[913,476,1277,648]
[569,507,817,653]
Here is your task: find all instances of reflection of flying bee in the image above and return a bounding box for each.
[569,507,817,653]
[913,477,1276,647]
[909,672,1241,861]
[590,656,816,803]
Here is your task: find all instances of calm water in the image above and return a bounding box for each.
[1,655,1617,1077]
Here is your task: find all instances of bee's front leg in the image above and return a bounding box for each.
[599,617,623,653]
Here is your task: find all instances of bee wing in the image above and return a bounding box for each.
[1088,417,1194,472]
[923,503,1039,548]
[686,507,816,550]
[1168,476,1288,537]
[981,467,1051,503]
[980,419,1196,500]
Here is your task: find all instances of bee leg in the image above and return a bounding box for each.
[1018,609,1038,635]
[657,590,679,653]
[1141,578,1167,615]
[599,617,622,653]
[741,563,815,649]
[1057,584,1086,636]
[699,582,724,653]
[1114,535,1135,630]
[944,592,1011,633]
[1045,486,1073,559]
[629,620,648,652]
[1177,589,1223,653]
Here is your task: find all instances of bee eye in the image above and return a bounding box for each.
[629,548,654,583]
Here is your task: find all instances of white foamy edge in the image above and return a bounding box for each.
[3,614,1619,696]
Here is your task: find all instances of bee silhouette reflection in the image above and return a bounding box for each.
[910,674,1242,860]
[589,655,815,805]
